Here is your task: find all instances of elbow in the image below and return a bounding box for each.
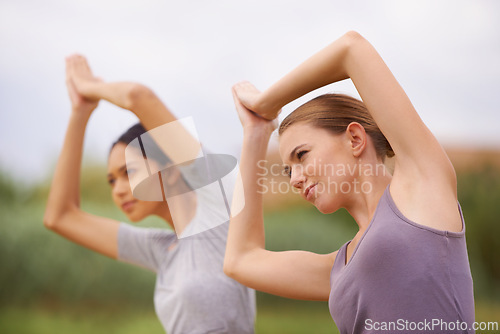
[223,252,246,281]
[343,30,364,41]
[43,205,76,231]
[342,30,367,51]
[43,210,59,230]
[126,84,156,110]
[224,248,257,281]
[223,255,237,279]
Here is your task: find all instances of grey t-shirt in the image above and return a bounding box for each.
[329,185,474,334]
[117,153,255,334]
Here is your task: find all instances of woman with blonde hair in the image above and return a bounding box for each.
[225,31,474,333]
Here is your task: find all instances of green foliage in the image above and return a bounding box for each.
[28,163,116,206]
[1,302,498,334]
[264,207,357,254]
[0,305,339,334]
[0,306,164,334]
[0,168,17,203]
[458,164,500,301]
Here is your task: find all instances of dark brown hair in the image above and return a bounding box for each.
[279,94,394,160]
[110,123,172,166]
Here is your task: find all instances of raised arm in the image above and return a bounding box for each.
[223,85,337,301]
[69,55,200,164]
[240,31,461,232]
[245,32,448,167]
[44,57,120,258]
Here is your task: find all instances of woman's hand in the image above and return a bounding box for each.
[232,82,277,135]
[65,55,99,116]
[232,82,278,134]
[232,81,280,120]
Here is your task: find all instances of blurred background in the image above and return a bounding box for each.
[1,0,499,333]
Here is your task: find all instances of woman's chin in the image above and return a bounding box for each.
[126,212,144,223]
[317,206,334,214]
[315,200,338,215]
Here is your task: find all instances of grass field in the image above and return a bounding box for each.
[1,302,499,334]
[0,303,337,334]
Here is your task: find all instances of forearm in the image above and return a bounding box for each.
[82,81,172,120]
[44,112,89,226]
[226,127,272,262]
[258,32,356,118]
[263,30,433,158]
[82,81,199,163]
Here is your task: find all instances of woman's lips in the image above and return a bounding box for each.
[121,200,137,212]
[305,183,317,201]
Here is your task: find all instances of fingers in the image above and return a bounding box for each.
[231,87,246,111]
[74,54,92,77]
[65,57,71,83]
[65,54,80,81]
[232,81,259,98]
[231,82,244,101]
[72,54,93,80]
[73,55,85,76]
[65,54,94,80]
[232,86,256,118]
[65,55,76,90]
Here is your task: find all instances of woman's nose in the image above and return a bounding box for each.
[290,167,306,189]
[113,178,130,197]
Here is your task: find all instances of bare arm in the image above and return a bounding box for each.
[70,55,200,164]
[44,58,119,258]
[248,32,449,167]
[238,32,461,232]
[224,87,337,301]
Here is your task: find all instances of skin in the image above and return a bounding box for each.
[107,143,196,233]
[279,122,392,263]
[107,143,172,224]
[44,55,198,258]
[224,31,462,302]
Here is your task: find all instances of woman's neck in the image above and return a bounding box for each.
[344,162,392,233]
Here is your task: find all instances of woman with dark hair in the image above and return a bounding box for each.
[44,55,255,334]
[224,31,474,333]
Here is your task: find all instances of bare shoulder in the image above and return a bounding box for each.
[389,167,463,233]
[326,249,338,265]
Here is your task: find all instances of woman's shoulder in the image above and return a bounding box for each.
[386,179,464,235]
[119,223,176,242]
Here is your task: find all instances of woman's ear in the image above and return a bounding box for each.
[346,122,367,158]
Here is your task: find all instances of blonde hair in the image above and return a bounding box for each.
[279,94,394,160]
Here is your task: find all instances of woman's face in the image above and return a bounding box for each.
[279,122,358,214]
[107,143,164,222]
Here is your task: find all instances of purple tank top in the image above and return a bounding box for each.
[329,185,475,334]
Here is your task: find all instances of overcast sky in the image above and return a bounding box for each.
[1,0,499,183]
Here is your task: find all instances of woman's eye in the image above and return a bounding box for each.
[108,178,115,186]
[284,166,291,178]
[297,150,307,160]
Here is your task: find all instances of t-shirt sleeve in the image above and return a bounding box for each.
[117,223,176,272]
